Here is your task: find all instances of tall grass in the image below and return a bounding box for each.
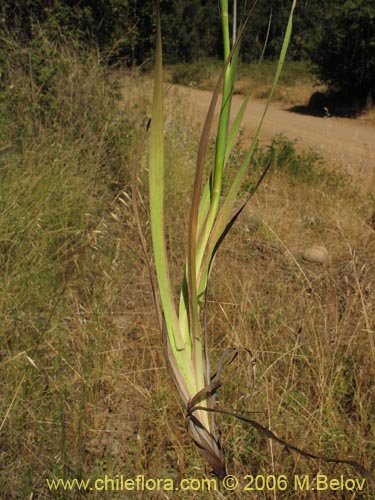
[0,33,140,498]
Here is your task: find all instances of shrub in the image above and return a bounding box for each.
[254,134,346,189]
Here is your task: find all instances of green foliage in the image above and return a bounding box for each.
[0,0,316,66]
[261,134,324,183]
[234,0,322,62]
[3,0,373,109]
[309,0,375,100]
[254,134,347,189]
[0,0,220,65]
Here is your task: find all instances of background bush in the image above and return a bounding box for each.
[309,0,375,102]
[1,0,374,105]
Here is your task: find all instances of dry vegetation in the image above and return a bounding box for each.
[1,44,375,499]
[165,59,325,106]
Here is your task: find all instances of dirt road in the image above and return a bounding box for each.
[173,85,375,186]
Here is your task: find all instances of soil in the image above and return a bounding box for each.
[172,85,375,188]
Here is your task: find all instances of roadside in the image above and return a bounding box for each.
[170,85,375,189]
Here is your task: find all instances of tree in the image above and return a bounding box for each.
[310,0,375,101]
[0,1,222,65]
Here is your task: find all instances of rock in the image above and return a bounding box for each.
[302,245,329,264]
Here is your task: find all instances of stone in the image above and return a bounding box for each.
[302,245,329,264]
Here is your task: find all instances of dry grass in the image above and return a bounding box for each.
[166,60,323,107]
[1,47,375,499]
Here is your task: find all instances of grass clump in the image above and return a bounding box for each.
[253,134,349,189]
